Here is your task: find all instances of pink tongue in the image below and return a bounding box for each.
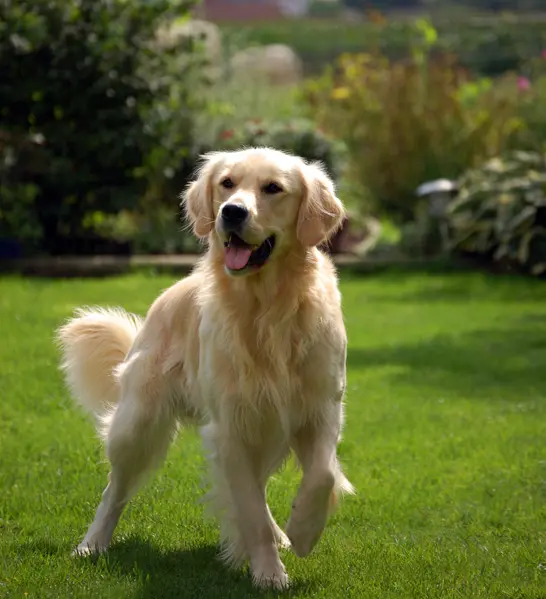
[225,246,252,270]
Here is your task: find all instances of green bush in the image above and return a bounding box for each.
[448,151,546,275]
[86,207,202,255]
[0,184,42,251]
[309,1,343,18]
[0,0,201,255]
[442,20,546,77]
[305,47,521,222]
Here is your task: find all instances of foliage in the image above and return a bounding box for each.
[0,131,43,248]
[452,19,546,77]
[520,81,546,150]
[511,52,546,151]
[448,150,546,275]
[217,118,345,182]
[0,0,201,254]
[309,0,343,18]
[194,79,305,147]
[86,207,201,255]
[305,44,521,221]
[219,16,546,78]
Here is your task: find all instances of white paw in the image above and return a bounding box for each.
[250,554,288,590]
[286,486,332,558]
[72,539,109,557]
[252,560,289,590]
[275,529,292,550]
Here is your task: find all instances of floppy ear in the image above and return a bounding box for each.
[181,152,224,239]
[297,161,346,247]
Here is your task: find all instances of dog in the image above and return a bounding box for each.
[56,147,354,589]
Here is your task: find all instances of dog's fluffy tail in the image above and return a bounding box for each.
[56,307,142,417]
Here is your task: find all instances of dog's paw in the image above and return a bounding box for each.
[275,529,291,551]
[72,541,108,557]
[270,520,291,550]
[250,547,289,591]
[285,486,332,558]
[252,560,289,590]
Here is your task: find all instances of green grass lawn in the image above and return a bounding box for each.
[1,270,545,598]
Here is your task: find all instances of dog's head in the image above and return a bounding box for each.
[182,148,345,276]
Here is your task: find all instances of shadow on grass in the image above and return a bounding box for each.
[19,538,311,599]
[108,539,267,599]
[348,326,546,398]
[112,539,313,598]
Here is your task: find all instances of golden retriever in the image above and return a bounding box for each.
[56,147,354,589]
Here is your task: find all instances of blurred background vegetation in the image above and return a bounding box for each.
[2,0,546,275]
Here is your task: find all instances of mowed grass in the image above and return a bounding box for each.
[1,270,545,599]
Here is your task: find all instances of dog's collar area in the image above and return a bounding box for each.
[224,233,276,273]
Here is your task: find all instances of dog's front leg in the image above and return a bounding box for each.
[215,430,289,590]
[286,401,352,558]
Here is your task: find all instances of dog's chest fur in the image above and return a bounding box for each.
[196,288,340,435]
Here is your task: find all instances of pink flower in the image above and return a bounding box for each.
[517,76,531,91]
[542,49,546,60]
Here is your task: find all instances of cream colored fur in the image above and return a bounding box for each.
[56,147,354,590]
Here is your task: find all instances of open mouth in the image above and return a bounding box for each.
[223,233,276,272]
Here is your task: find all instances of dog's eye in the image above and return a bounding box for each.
[263,182,283,195]
[221,178,235,189]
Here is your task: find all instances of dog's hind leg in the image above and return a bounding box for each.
[75,357,177,555]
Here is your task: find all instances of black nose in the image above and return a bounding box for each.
[221,204,248,227]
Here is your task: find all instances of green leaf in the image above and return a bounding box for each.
[415,18,438,47]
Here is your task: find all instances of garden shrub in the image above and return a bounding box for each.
[86,206,202,255]
[304,47,522,222]
[0,0,201,255]
[448,150,546,276]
